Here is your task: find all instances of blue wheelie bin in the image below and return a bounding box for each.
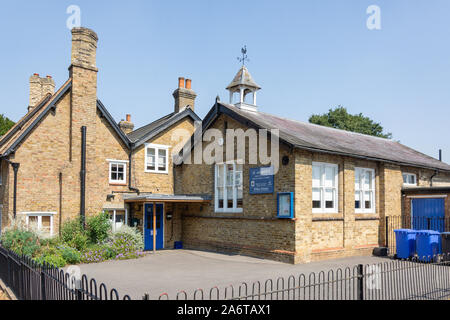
[416,230,441,262]
[394,229,417,259]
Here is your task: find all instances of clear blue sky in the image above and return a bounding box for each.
[0,1,449,161]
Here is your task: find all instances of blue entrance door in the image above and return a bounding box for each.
[412,198,445,232]
[144,204,164,251]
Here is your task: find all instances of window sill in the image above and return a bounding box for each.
[109,182,127,186]
[145,170,169,175]
[214,209,243,214]
[312,211,339,214]
[355,211,376,214]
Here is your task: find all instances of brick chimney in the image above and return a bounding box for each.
[28,74,55,112]
[173,77,196,113]
[68,27,99,192]
[119,114,134,134]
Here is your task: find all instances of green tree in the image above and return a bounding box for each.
[0,114,15,136]
[309,106,392,139]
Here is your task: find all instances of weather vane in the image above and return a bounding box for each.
[237,46,249,66]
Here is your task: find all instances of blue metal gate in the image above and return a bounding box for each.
[411,198,445,232]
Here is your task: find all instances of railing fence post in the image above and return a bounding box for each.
[19,258,24,300]
[6,252,11,287]
[357,264,364,301]
[40,271,46,301]
[76,279,83,301]
[385,216,389,248]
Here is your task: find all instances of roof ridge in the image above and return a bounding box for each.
[243,106,394,143]
[129,112,175,135]
[215,103,450,172]
[0,79,72,157]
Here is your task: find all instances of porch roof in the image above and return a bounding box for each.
[123,193,212,203]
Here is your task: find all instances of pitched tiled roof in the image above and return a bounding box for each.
[0,80,132,157]
[199,102,450,172]
[127,107,201,147]
[0,79,72,157]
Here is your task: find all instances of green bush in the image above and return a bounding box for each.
[35,254,66,268]
[101,245,117,260]
[39,237,60,248]
[1,228,40,257]
[86,212,111,244]
[61,217,85,243]
[60,217,89,250]
[80,245,110,264]
[70,233,89,251]
[57,245,81,264]
[110,225,144,250]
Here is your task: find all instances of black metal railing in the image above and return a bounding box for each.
[147,254,450,300]
[1,244,450,300]
[0,246,131,300]
[386,216,450,255]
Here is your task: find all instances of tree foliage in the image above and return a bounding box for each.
[309,106,392,139]
[0,114,15,136]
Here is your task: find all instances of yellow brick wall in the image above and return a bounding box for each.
[176,114,297,263]
[2,89,131,234]
[132,118,195,194]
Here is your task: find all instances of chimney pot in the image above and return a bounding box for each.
[173,77,197,113]
[186,79,192,90]
[178,77,185,88]
[119,114,134,134]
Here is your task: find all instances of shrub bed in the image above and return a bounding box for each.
[0,213,145,268]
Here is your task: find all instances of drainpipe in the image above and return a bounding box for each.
[128,148,140,195]
[2,158,20,219]
[128,147,140,227]
[80,126,86,228]
[11,163,19,219]
[430,170,438,187]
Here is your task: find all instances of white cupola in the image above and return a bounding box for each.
[226,65,261,112]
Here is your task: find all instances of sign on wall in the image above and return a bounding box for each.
[249,166,274,194]
[277,192,294,219]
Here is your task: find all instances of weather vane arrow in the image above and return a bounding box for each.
[237,45,249,66]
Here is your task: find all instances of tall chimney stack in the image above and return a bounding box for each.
[173,77,197,113]
[68,26,99,207]
[28,73,55,112]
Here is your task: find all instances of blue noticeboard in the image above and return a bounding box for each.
[249,166,274,194]
[277,192,294,219]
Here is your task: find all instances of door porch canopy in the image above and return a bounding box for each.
[123,193,211,254]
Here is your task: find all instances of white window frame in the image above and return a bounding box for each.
[355,167,376,214]
[312,162,339,214]
[145,143,170,174]
[104,209,128,232]
[21,212,56,237]
[402,173,417,186]
[108,160,128,184]
[215,161,243,213]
